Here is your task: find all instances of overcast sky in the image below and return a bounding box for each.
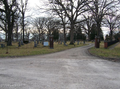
[26,0,49,18]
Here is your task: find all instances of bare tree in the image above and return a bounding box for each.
[81,15,94,41]
[33,17,46,41]
[88,0,118,47]
[13,22,19,41]
[18,0,28,42]
[0,0,18,46]
[45,17,57,35]
[88,0,118,37]
[103,14,120,41]
[49,0,89,44]
[30,29,38,41]
[50,1,68,44]
[44,17,62,41]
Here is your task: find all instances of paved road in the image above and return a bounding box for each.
[0,44,120,89]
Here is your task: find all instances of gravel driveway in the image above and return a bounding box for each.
[0,44,120,89]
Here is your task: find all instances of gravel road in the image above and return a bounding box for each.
[0,44,120,89]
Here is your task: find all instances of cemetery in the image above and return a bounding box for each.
[0,40,86,57]
[0,0,120,60]
[0,1,120,89]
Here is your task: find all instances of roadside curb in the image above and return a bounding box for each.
[87,48,120,62]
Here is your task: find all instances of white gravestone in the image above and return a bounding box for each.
[44,42,49,46]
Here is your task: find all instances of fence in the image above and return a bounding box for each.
[104,40,119,48]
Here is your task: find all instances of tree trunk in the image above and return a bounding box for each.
[97,21,101,37]
[7,26,12,46]
[7,10,15,46]
[63,23,66,44]
[110,30,113,41]
[6,10,13,46]
[88,34,90,41]
[22,13,25,42]
[70,22,74,45]
[5,32,8,42]
[95,21,101,48]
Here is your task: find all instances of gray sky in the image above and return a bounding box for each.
[26,0,49,18]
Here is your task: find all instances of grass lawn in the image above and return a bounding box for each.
[89,42,120,59]
[0,41,87,57]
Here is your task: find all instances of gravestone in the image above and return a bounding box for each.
[1,44,5,48]
[18,41,21,47]
[83,40,85,44]
[21,41,24,45]
[63,41,67,46]
[34,40,37,47]
[43,41,49,46]
[77,41,79,45]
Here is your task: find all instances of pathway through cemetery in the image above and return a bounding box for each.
[0,44,120,89]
